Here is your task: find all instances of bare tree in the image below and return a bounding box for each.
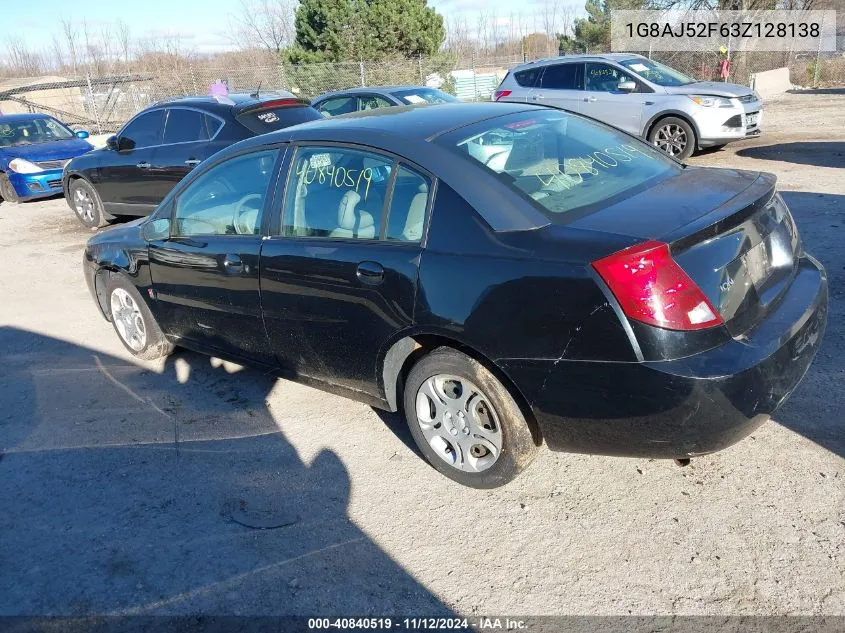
[230,0,296,53]
[4,36,45,76]
[60,18,80,73]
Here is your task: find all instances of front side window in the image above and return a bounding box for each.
[283,146,392,239]
[173,150,278,237]
[163,108,221,144]
[446,110,679,222]
[315,97,359,118]
[120,109,165,150]
[0,117,74,147]
[585,63,638,93]
[619,58,695,87]
[540,63,583,90]
[359,95,393,110]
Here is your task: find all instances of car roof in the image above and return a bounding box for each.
[313,85,439,102]
[512,53,645,72]
[0,113,61,122]
[148,91,304,113]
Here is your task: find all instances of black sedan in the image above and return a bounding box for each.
[83,103,827,488]
[311,85,458,117]
[63,91,321,228]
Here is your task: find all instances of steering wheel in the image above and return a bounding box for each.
[232,193,263,235]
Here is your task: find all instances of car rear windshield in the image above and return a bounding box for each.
[619,58,695,86]
[392,88,458,105]
[446,110,679,222]
[236,104,322,134]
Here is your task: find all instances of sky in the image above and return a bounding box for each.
[1,0,583,55]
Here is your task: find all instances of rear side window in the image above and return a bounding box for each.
[315,96,359,117]
[385,166,430,242]
[163,108,221,144]
[236,104,322,134]
[540,63,583,90]
[513,69,540,87]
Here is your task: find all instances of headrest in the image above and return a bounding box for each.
[337,190,362,229]
[418,182,428,193]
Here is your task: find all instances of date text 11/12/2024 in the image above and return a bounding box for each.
[307,617,528,630]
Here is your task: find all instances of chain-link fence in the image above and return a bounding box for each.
[1,49,842,135]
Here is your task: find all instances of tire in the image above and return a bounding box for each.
[403,347,538,488]
[648,116,696,160]
[0,173,20,204]
[68,178,109,229]
[105,274,174,361]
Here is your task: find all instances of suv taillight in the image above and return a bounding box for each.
[592,240,723,331]
[494,90,512,101]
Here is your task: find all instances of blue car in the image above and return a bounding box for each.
[0,113,93,203]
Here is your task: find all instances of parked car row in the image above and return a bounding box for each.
[81,100,825,488]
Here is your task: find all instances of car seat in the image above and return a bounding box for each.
[401,183,428,241]
[329,191,376,239]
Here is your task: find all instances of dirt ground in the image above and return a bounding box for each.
[1,90,843,621]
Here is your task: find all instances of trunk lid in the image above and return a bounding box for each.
[571,167,799,335]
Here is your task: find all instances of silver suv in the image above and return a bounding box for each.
[494,53,762,160]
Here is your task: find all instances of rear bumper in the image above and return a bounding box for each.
[499,255,827,458]
[8,170,64,200]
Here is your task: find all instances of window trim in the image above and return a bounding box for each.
[270,141,437,248]
[161,106,225,146]
[167,145,286,239]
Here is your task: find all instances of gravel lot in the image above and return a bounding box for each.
[1,90,843,621]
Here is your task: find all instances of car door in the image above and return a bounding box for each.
[149,107,228,202]
[582,62,651,136]
[530,62,584,112]
[259,144,431,397]
[147,146,283,365]
[97,108,165,213]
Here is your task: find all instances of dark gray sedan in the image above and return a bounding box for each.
[312,85,458,117]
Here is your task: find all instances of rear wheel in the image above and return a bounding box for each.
[69,178,109,229]
[403,347,538,488]
[0,173,19,204]
[649,116,696,160]
[105,274,173,361]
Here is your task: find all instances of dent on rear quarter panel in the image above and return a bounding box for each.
[415,183,637,365]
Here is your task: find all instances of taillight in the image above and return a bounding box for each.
[592,240,723,331]
[494,90,512,101]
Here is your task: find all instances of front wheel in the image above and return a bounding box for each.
[0,173,20,204]
[69,178,109,229]
[105,275,174,361]
[649,117,696,160]
[404,347,538,488]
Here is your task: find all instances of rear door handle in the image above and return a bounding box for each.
[356,261,384,285]
[531,93,544,101]
[584,97,597,102]
[223,254,244,274]
[185,159,201,166]
[136,161,151,169]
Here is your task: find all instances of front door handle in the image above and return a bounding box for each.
[137,161,151,169]
[356,261,384,285]
[185,159,201,166]
[223,254,244,274]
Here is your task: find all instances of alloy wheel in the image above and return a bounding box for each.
[110,288,147,352]
[73,187,95,223]
[414,374,503,473]
[654,124,688,157]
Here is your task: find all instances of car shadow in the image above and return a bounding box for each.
[772,191,845,459]
[0,326,457,618]
[787,87,845,96]
[736,142,845,168]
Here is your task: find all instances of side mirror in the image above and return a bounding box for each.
[106,135,118,150]
[617,81,637,93]
[75,130,90,139]
[141,217,170,241]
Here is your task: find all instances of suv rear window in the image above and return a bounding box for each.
[513,69,541,87]
[236,104,322,134]
[446,110,678,222]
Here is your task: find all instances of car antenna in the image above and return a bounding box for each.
[251,81,262,99]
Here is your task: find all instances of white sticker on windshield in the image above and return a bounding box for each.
[403,95,426,104]
[257,112,279,123]
[309,153,332,168]
[629,63,649,72]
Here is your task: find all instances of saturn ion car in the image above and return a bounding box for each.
[83,103,826,488]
